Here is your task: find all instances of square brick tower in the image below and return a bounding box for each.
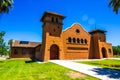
[36,11,65,61]
[89,29,113,59]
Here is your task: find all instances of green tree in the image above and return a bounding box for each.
[8,39,13,56]
[109,0,120,14]
[0,31,9,56]
[0,0,13,13]
[8,39,13,45]
[112,45,120,55]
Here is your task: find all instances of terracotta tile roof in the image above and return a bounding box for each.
[11,40,41,48]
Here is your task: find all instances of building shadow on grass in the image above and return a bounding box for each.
[0,61,3,63]
[92,68,120,79]
[25,60,36,63]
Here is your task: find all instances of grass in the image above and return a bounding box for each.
[0,59,98,80]
[114,55,120,58]
[78,59,120,71]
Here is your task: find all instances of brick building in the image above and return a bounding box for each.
[10,11,113,61]
[10,40,41,58]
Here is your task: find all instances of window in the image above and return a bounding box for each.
[73,38,76,43]
[108,49,112,54]
[84,39,87,44]
[56,18,58,23]
[68,37,72,43]
[76,29,80,33]
[19,41,29,44]
[51,17,54,22]
[22,49,26,54]
[58,26,60,28]
[30,50,34,54]
[14,49,18,54]
[81,39,83,44]
[77,38,80,43]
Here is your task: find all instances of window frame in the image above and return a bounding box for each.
[14,49,18,54]
[22,49,26,55]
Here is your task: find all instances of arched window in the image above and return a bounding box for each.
[56,18,58,23]
[68,37,72,43]
[14,49,18,54]
[77,38,80,43]
[73,38,76,43]
[51,17,54,22]
[81,39,83,44]
[84,39,87,44]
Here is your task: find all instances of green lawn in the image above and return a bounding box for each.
[0,59,98,80]
[114,55,120,58]
[78,59,120,71]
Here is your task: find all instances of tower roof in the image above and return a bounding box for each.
[89,29,107,34]
[40,11,65,22]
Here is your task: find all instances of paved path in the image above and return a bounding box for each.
[0,57,6,60]
[50,60,120,80]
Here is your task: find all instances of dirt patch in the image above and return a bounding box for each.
[66,71,85,79]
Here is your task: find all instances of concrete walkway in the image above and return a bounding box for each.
[50,60,120,80]
[0,57,6,60]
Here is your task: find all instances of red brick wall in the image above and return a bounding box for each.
[62,23,91,59]
[10,47,35,58]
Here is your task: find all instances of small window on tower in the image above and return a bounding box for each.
[54,29,56,32]
[56,18,58,23]
[52,17,54,22]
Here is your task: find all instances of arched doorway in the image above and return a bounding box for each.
[50,44,59,60]
[101,47,107,58]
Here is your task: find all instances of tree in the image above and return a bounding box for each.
[8,39,13,45]
[0,0,13,13]
[112,45,120,55]
[109,0,120,14]
[8,39,13,56]
[0,31,9,56]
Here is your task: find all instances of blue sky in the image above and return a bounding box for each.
[0,0,120,46]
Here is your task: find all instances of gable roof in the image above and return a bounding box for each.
[11,40,41,48]
[63,23,90,36]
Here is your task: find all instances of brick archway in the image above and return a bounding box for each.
[101,47,107,58]
[50,44,59,60]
